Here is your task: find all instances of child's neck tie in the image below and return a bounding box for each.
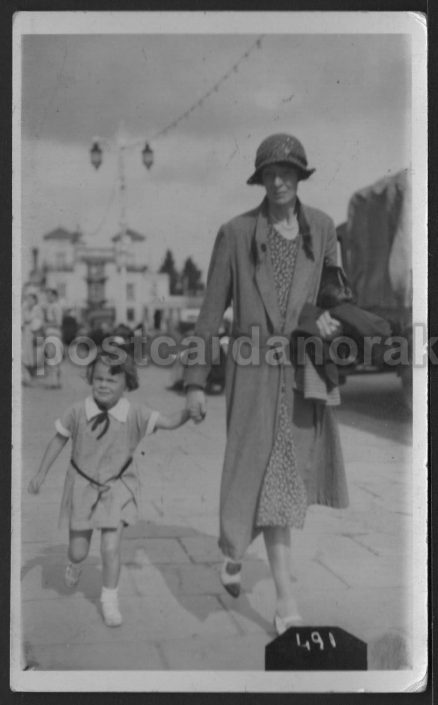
[89,404,110,439]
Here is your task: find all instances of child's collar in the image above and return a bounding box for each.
[85,396,130,423]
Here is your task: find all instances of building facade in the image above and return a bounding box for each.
[38,226,170,330]
[25,226,207,334]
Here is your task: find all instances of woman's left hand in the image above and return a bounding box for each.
[316,311,342,340]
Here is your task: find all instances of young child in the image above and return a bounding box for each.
[28,348,189,627]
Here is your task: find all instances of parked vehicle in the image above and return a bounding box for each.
[336,170,412,407]
[168,318,230,395]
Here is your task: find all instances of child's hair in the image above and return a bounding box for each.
[86,350,139,391]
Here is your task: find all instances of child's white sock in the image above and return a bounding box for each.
[100,586,122,627]
[101,586,118,601]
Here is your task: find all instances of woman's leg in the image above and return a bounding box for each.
[263,526,300,618]
[100,523,124,588]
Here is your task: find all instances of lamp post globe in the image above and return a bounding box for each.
[142,142,154,170]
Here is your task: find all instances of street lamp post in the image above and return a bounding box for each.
[116,128,129,328]
[90,126,154,326]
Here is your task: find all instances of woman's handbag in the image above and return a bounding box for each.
[317,265,355,309]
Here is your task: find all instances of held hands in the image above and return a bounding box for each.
[186,388,207,424]
[316,311,342,341]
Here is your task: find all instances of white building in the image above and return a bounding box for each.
[40,226,170,330]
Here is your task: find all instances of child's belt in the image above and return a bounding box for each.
[70,457,133,488]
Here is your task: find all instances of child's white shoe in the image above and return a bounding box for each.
[64,562,82,588]
[101,588,122,627]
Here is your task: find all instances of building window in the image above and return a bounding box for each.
[88,282,104,303]
[89,262,104,278]
[127,283,135,301]
[56,252,66,268]
[127,307,135,322]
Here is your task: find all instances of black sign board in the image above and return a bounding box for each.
[265,626,367,671]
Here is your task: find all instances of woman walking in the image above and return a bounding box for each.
[184,134,349,634]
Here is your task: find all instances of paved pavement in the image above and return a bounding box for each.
[18,360,415,671]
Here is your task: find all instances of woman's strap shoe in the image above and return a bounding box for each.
[220,559,242,598]
[274,612,304,636]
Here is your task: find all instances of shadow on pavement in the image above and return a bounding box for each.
[21,522,274,635]
[21,545,102,605]
[123,520,274,634]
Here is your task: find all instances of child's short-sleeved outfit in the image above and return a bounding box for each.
[55,396,159,530]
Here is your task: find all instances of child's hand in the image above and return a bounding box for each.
[28,475,43,495]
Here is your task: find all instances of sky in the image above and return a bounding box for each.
[19,27,411,278]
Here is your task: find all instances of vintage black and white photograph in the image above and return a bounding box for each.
[11,11,427,692]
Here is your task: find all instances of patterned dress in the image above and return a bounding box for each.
[255,226,308,529]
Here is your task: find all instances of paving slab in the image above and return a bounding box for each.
[123,537,191,565]
[122,519,198,540]
[179,535,224,563]
[315,538,412,589]
[22,559,133,601]
[25,639,165,671]
[349,530,413,557]
[23,592,240,646]
[160,633,271,670]
[129,563,223,597]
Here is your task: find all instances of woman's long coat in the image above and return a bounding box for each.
[184,197,348,560]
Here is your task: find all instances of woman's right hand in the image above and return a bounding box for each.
[316,310,342,340]
[186,388,207,423]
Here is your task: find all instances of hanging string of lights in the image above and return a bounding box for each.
[88,35,264,237]
[131,35,264,146]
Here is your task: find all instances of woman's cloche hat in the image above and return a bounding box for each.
[247,133,315,185]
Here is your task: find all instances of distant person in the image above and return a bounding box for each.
[133,322,146,338]
[21,292,45,386]
[87,322,113,348]
[185,134,348,634]
[61,312,79,347]
[28,346,189,627]
[44,288,63,389]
